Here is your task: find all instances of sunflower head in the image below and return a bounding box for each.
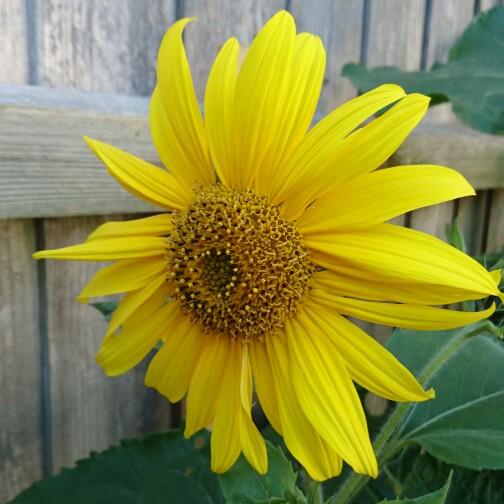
[33,10,503,482]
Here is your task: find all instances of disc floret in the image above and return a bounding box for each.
[166,185,315,341]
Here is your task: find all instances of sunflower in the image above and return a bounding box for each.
[34,11,503,480]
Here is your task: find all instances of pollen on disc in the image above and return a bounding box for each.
[165,185,315,341]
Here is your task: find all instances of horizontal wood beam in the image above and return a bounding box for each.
[1,84,503,219]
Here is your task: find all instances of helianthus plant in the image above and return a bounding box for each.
[33,8,503,493]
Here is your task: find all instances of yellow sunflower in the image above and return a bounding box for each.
[34,11,503,480]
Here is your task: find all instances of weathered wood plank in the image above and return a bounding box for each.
[35,0,176,95]
[366,0,426,69]
[487,189,504,253]
[0,2,44,501]
[0,220,42,502]
[1,85,503,220]
[457,192,490,255]
[32,0,176,474]
[0,0,29,85]
[43,216,171,471]
[0,95,155,219]
[289,0,364,112]
[180,0,286,100]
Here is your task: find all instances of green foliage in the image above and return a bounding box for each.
[445,217,466,254]
[390,446,504,504]
[388,324,504,469]
[89,301,119,321]
[377,472,451,504]
[9,429,223,504]
[219,442,306,504]
[342,7,504,134]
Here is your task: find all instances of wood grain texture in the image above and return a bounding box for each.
[457,192,490,255]
[0,0,29,84]
[487,189,504,253]
[0,2,43,501]
[289,0,364,113]
[35,0,176,95]
[32,0,176,476]
[366,0,426,69]
[180,0,286,100]
[0,94,156,219]
[0,220,42,502]
[43,216,170,471]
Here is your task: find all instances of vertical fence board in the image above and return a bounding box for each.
[487,190,504,253]
[0,0,29,84]
[289,0,364,112]
[0,1,43,501]
[457,192,490,255]
[36,0,176,95]
[33,0,176,473]
[180,0,286,101]
[0,221,42,502]
[44,216,171,470]
[366,0,426,69]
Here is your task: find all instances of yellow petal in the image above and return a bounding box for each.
[77,257,166,303]
[306,223,501,297]
[305,300,433,402]
[249,340,283,434]
[299,165,475,234]
[311,288,496,330]
[97,300,178,376]
[86,214,172,241]
[231,11,296,189]
[84,137,191,210]
[282,93,430,220]
[211,341,242,473]
[210,343,267,474]
[184,335,228,438]
[204,37,239,187]
[312,266,492,305]
[238,345,267,474]
[286,314,378,477]
[33,237,166,261]
[269,84,405,208]
[105,275,172,337]
[145,312,204,402]
[256,32,326,198]
[155,19,214,187]
[266,330,344,480]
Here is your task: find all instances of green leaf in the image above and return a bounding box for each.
[342,7,504,134]
[218,442,305,504]
[387,326,504,469]
[445,217,466,254]
[9,429,223,504]
[389,445,504,504]
[376,472,451,504]
[90,301,119,321]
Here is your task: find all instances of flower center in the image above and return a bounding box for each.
[165,185,315,341]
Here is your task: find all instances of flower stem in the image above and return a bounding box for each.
[299,468,324,504]
[329,321,495,504]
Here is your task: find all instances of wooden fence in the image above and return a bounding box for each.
[1,0,503,501]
